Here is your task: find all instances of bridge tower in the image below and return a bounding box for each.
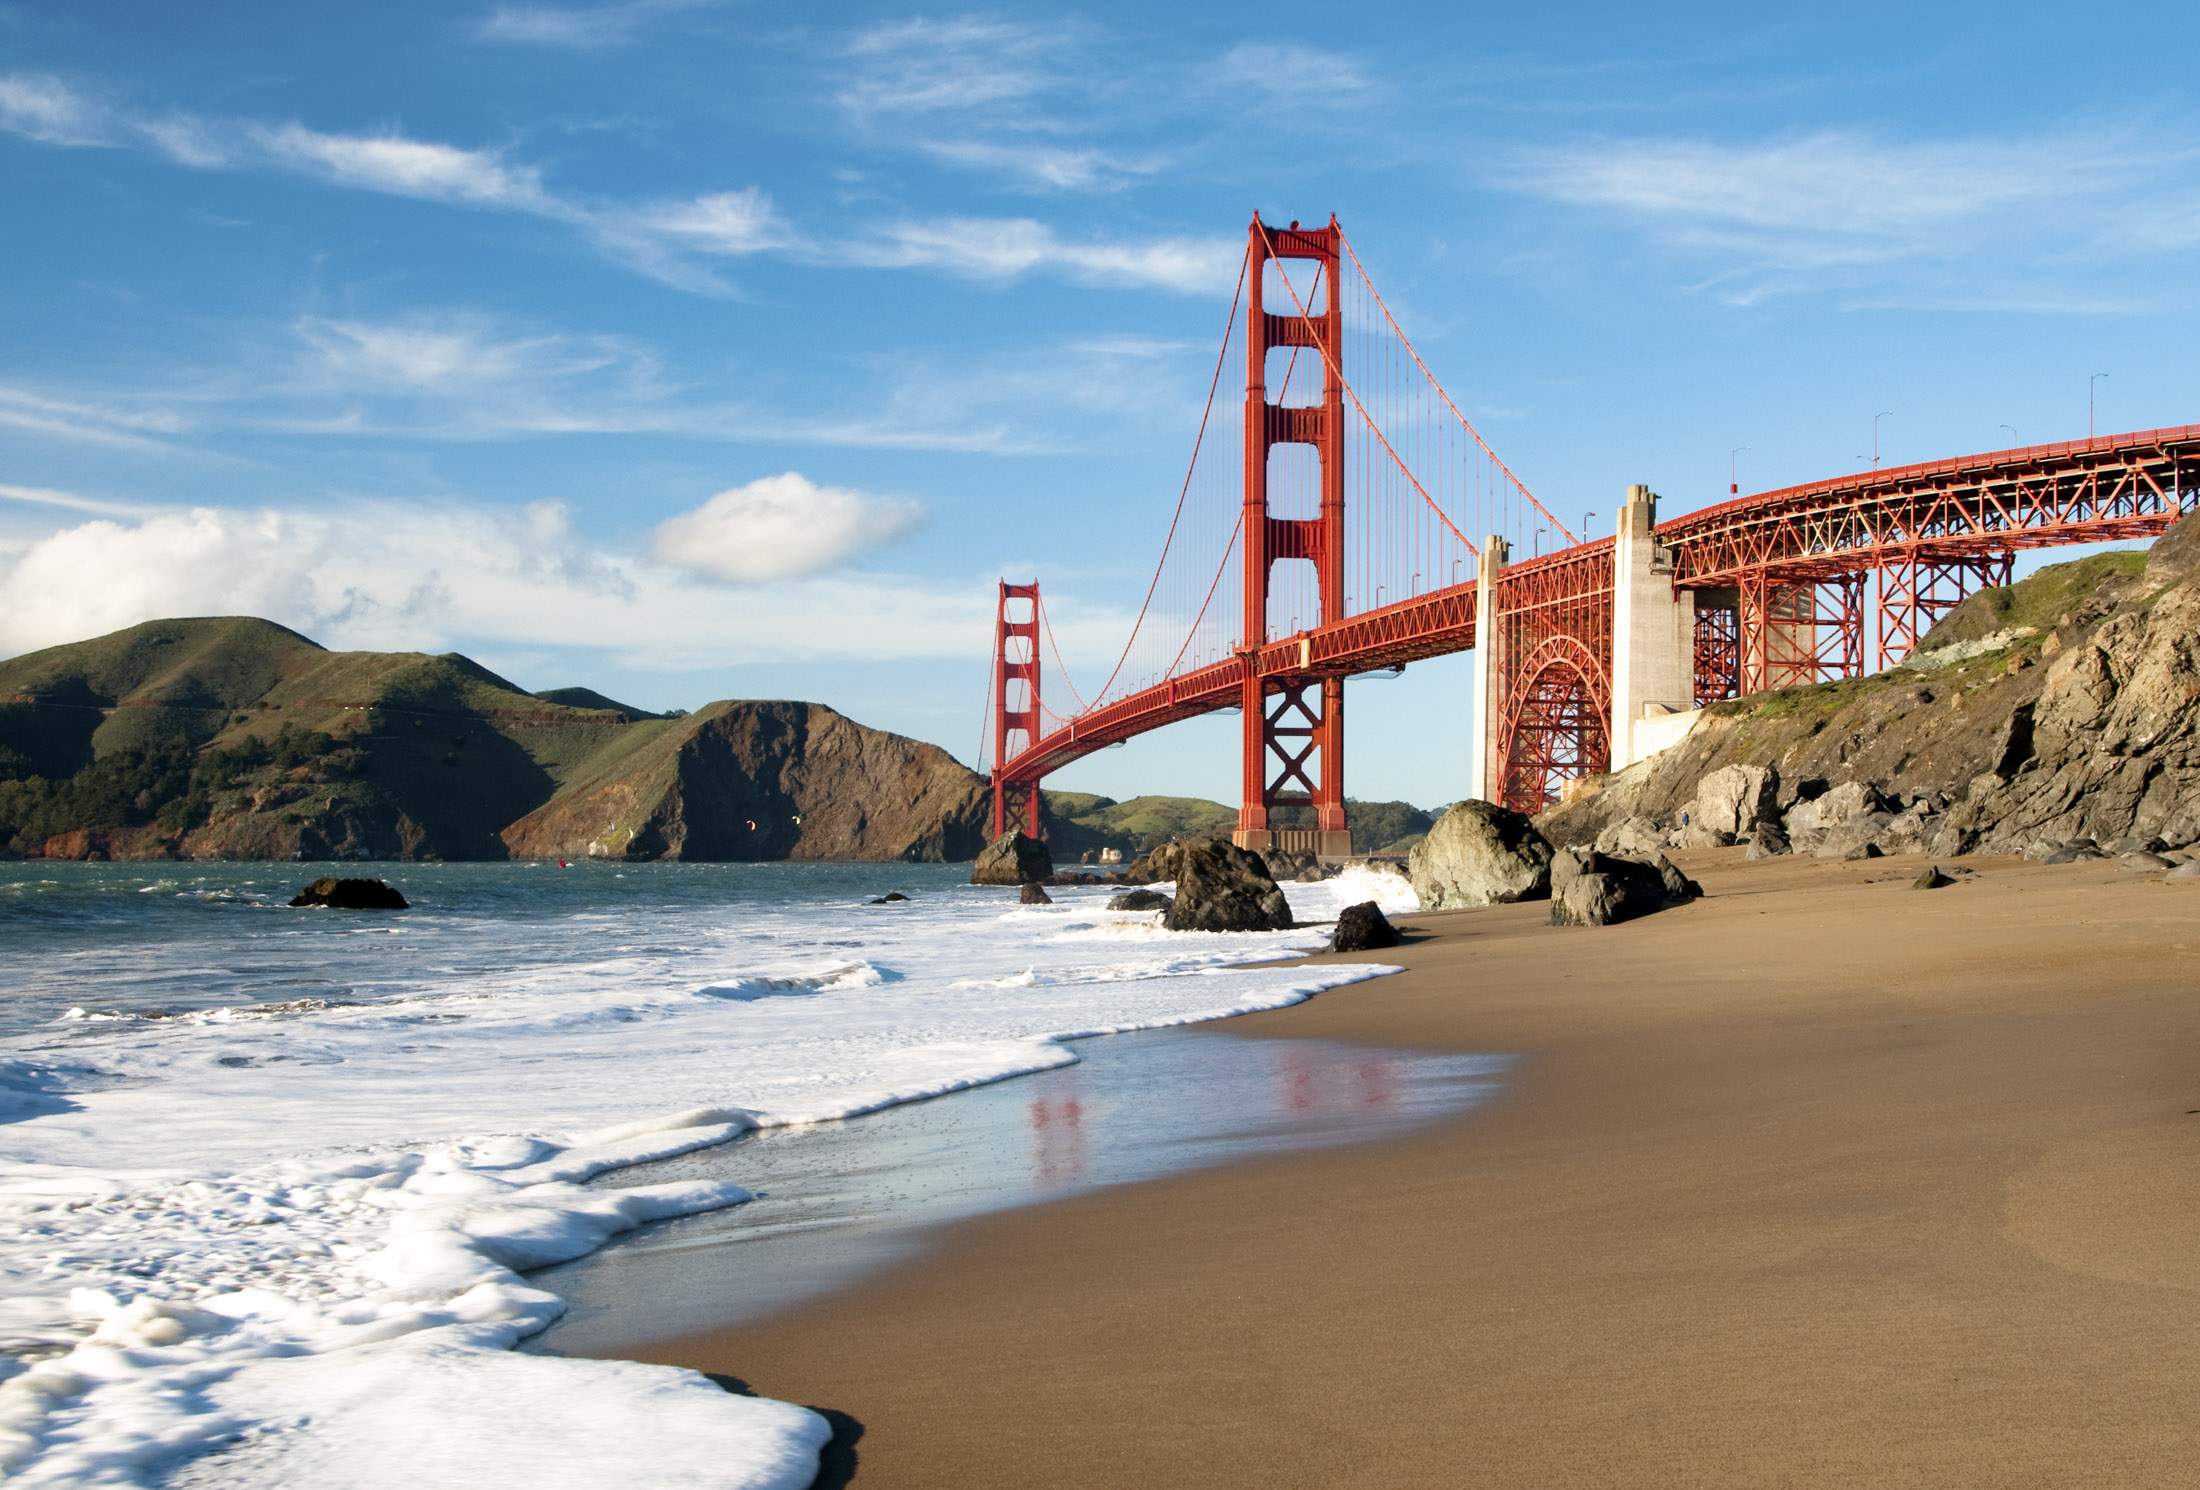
[990,581,1042,839]
[1236,215,1350,858]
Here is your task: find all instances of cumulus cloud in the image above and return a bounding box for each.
[649,473,922,584]
[0,497,975,668]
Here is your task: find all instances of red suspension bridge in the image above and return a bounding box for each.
[985,214,2200,851]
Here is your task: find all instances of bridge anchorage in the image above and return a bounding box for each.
[988,213,2200,849]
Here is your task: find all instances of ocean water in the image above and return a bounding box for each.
[0,859,1430,1488]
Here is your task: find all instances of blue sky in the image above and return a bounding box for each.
[4,1,2197,809]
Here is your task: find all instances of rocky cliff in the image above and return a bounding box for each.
[500,700,989,862]
[0,617,989,863]
[1538,520,2200,860]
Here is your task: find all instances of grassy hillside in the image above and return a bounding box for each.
[0,618,974,862]
[1039,790,1434,857]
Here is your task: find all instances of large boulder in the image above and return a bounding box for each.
[1409,801,1554,908]
[1107,888,1173,913]
[1685,764,1780,838]
[1330,901,1401,952]
[289,877,408,910]
[1784,781,1883,838]
[1547,849,1675,927]
[971,831,1053,885]
[1163,839,1294,932]
[1594,815,1670,857]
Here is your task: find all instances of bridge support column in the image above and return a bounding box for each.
[1470,535,1508,803]
[990,581,1042,839]
[1608,486,1696,771]
[1233,214,1351,858]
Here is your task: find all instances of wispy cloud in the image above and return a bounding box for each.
[0,482,160,518]
[0,386,192,451]
[0,70,1221,296]
[1502,128,2199,304]
[839,217,1236,293]
[841,17,1066,117]
[914,138,1157,193]
[1211,43,1371,96]
[476,1,697,48]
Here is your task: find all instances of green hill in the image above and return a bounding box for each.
[1039,790,1434,858]
[0,617,986,863]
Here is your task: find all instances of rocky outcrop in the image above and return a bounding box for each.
[1107,888,1173,913]
[1019,881,1053,905]
[1537,536,2200,864]
[1409,800,1554,908]
[972,831,1054,885]
[501,701,991,864]
[289,877,408,909]
[1548,848,1699,927]
[1160,839,1293,932]
[1330,901,1400,952]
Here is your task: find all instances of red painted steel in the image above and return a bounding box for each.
[989,582,1042,839]
[1239,216,1349,852]
[988,218,2200,838]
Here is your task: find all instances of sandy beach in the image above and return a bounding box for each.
[619,849,2200,1488]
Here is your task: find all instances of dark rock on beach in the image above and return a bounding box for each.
[1329,901,1400,952]
[289,877,408,910]
[1019,881,1053,905]
[1548,848,1689,928]
[869,891,911,903]
[1107,888,1174,913]
[972,831,1054,886]
[1914,866,1954,889]
[1159,839,1293,933]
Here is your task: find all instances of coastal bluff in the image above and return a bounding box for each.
[0,616,989,863]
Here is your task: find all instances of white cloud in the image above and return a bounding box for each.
[252,122,558,211]
[843,217,1237,293]
[0,71,109,144]
[1212,43,1371,95]
[0,498,978,669]
[841,18,1062,116]
[649,472,922,584]
[0,385,192,450]
[915,139,1154,193]
[624,188,795,256]
[476,0,699,48]
[0,71,1217,299]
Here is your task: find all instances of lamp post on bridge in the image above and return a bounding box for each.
[2001,424,2019,448]
[1730,446,1750,495]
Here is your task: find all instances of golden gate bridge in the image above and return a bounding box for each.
[984,214,2200,852]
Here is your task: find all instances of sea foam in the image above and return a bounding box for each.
[0,864,1416,1484]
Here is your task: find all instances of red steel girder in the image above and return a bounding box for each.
[1667,425,2200,588]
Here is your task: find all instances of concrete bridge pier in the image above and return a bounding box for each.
[1609,484,1698,772]
[1470,535,1509,803]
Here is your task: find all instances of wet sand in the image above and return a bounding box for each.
[617,849,2200,1488]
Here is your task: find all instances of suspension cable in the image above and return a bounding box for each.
[1257,222,1481,561]
[1338,230,1578,547]
[1086,248,1251,705]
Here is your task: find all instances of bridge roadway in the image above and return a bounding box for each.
[997,423,2200,820]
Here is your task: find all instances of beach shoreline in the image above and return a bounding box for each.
[612,847,2200,1488]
